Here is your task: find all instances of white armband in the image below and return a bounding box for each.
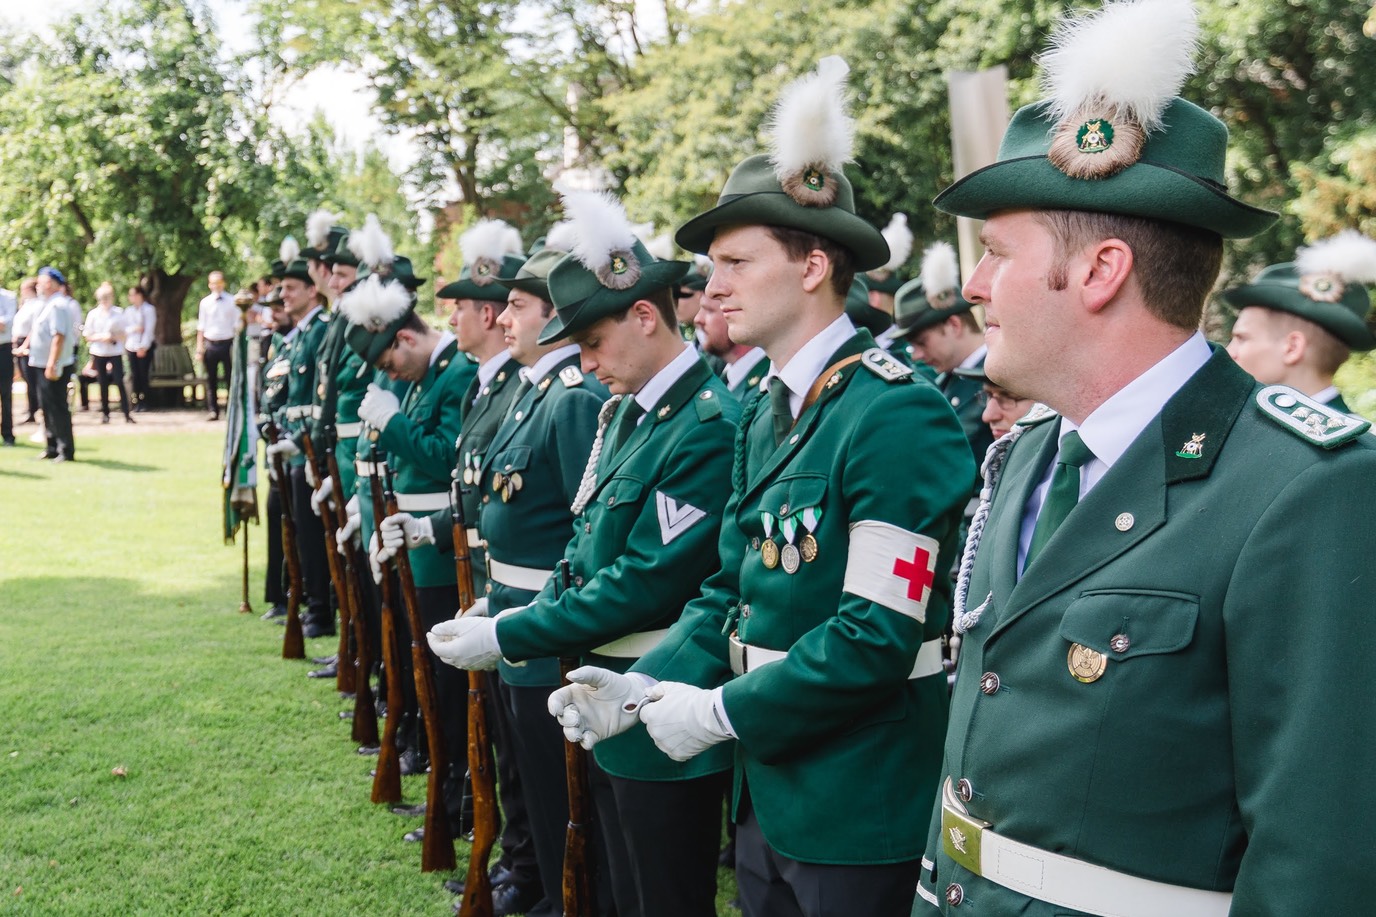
[843,520,939,623]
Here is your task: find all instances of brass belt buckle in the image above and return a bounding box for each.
[941,804,991,877]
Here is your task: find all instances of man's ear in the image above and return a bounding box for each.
[1280,330,1308,367]
[1079,238,1134,314]
[632,299,659,334]
[799,249,832,295]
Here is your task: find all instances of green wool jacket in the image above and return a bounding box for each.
[477,351,608,687]
[276,307,331,467]
[635,330,975,865]
[372,340,475,588]
[937,357,992,464]
[351,371,408,557]
[498,356,741,781]
[307,316,368,495]
[725,350,770,400]
[919,349,1376,915]
[259,332,292,433]
[428,354,525,597]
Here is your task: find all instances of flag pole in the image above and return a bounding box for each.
[240,524,253,614]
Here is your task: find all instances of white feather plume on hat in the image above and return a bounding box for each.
[544,221,577,254]
[279,236,301,266]
[1297,231,1376,286]
[645,233,676,262]
[766,56,855,208]
[338,273,412,333]
[880,215,913,272]
[461,219,521,285]
[920,242,961,310]
[692,254,713,278]
[560,189,642,291]
[348,214,394,271]
[306,209,339,250]
[1041,0,1199,179]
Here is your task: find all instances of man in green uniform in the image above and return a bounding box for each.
[1222,232,1376,414]
[865,213,923,368]
[915,4,1376,914]
[695,289,768,398]
[427,192,741,917]
[550,57,974,917]
[895,242,991,463]
[258,284,293,622]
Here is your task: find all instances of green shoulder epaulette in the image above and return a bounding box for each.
[1256,385,1370,449]
[694,388,723,422]
[559,366,584,388]
[1014,403,1058,428]
[861,347,912,382]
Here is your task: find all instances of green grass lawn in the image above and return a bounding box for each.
[0,428,738,915]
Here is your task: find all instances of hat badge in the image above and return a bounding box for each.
[596,248,642,291]
[1076,119,1114,154]
[802,168,826,192]
[610,254,628,275]
[1298,272,1344,303]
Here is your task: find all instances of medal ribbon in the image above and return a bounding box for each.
[780,514,797,546]
[761,511,775,540]
[801,506,822,537]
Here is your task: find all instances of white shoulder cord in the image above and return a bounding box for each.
[570,394,624,517]
[951,421,1030,637]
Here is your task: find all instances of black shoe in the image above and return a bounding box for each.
[208,412,220,421]
[443,879,465,896]
[2,438,15,447]
[307,664,337,679]
[124,414,135,424]
[311,653,337,665]
[261,605,287,622]
[50,454,70,464]
[398,748,428,776]
[403,826,424,843]
[36,452,56,460]
[101,414,110,424]
[718,839,736,869]
[491,883,544,917]
[488,864,520,888]
[302,621,336,639]
[357,745,380,756]
[391,802,426,817]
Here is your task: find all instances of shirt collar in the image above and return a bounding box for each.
[1060,331,1211,470]
[1313,384,1340,404]
[762,314,856,411]
[633,343,697,416]
[958,343,988,370]
[477,348,511,389]
[300,305,323,327]
[724,347,767,389]
[428,330,456,369]
[521,343,581,384]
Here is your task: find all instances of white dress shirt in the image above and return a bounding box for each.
[0,289,16,344]
[12,297,42,345]
[631,343,698,422]
[472,349,513,403]
[724,347,768,390]
[520,344,582,385]
[761,314,857,417]
[1017,332,1212,575]
[28,295,78,369]
[123,303,157,352]
[198,291,240,341]
[84,305,126,357]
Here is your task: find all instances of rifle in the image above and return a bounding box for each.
[452,477,496,917]
[302,430,356,695]
[366,443,404,805]
[557,558,595,917]
[328,444,379,748]
[384,458,457,873]
[267,423,305,660]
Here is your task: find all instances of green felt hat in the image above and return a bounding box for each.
[1220,263,1376,351]
[340,274,419,366]
[279,259,314,285]
[866,214,913,294]
[497,250,561,303]
[539,239,690,344]
[306,225,349,261]
[894,241,972,334]
[676,154,889,270]
[323,228,359,267]
[357,255,426,292]
[865,270,907,295]
[952,364,990,383]
[439,253,527,303]
[844,275,891,336]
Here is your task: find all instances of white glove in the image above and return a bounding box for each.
[368,532,384,584]
[267,438,300,460]
[546,667,649,751]
[304,459,318,487]
[359,385,401,431]
[334,496,361,555]
[460,597,490,618]
[639,682,733,763]
[379,512,434,562]
[427,616,502,670]
[310,475,334,517]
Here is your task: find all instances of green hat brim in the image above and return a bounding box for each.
[345,309,415,366]
[438,279,509,302]
[279,260,315,284]
[866,272,906,295]
[538,260,690,345]
[1220,283,1376,350]
[952,364,989,383]
[675,191,890,271]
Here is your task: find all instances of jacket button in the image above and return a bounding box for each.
[945,883,965,907]
[1109,633,1131,654]
[979,672,1001,695]
[584,523,591,533]
[482,495,489,504]
[740,604,750,619]
[956,777,974,803]
[779,502,789,515]
[574,576,584,587]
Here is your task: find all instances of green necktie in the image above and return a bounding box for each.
[503,378,533,423]
[608,397,646,456]
[1025,430,1094,567]
[769,377,793,446]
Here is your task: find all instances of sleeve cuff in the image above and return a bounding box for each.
[710,686,737,738]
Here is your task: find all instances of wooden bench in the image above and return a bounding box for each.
[149,343,207,408]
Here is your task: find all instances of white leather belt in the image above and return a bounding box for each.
[488,558,553,593]
[938,779,1232,917]
[464,527,485,548]
[395,492,449,512]
[335,421,362,438]
[728,633,943,679]
[356,459,388,476]
[285,405,320,420]
[593,629,670,658]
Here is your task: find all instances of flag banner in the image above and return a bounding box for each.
[222,325,259,543]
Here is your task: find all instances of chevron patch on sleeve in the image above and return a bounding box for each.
[656,491,707,545]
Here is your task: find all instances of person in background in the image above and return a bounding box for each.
[84,282,134,424]
[197,270,239,420]
[30,266,78,462]
[951,364,1036,442]
[124,285,157,413]
[11,278,43,424]
[0,282,15,445]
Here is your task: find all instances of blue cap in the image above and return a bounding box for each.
[38,266,66,285]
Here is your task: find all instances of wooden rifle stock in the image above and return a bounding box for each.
[327,445,378,748]
[384,461,457,873]
[302,431,356,695]
[268,424,305,660]
[452,478,496,917]
[367,444,404,805]
[557,559,595,917]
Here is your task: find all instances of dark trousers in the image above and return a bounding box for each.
[93,353,132,418]
[594,767,728,917]
[128,346,154,405]
[288,464,331,629]
[735,796,922,917]
[204,338,233,414]
[264,476,286,605]
[22,361,41,421]
[1,343,12,442]
[37,366,74,459]
[487,674,540,891]
[412,583,468,833]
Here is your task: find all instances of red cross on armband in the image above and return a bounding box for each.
[842,520,940,623]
